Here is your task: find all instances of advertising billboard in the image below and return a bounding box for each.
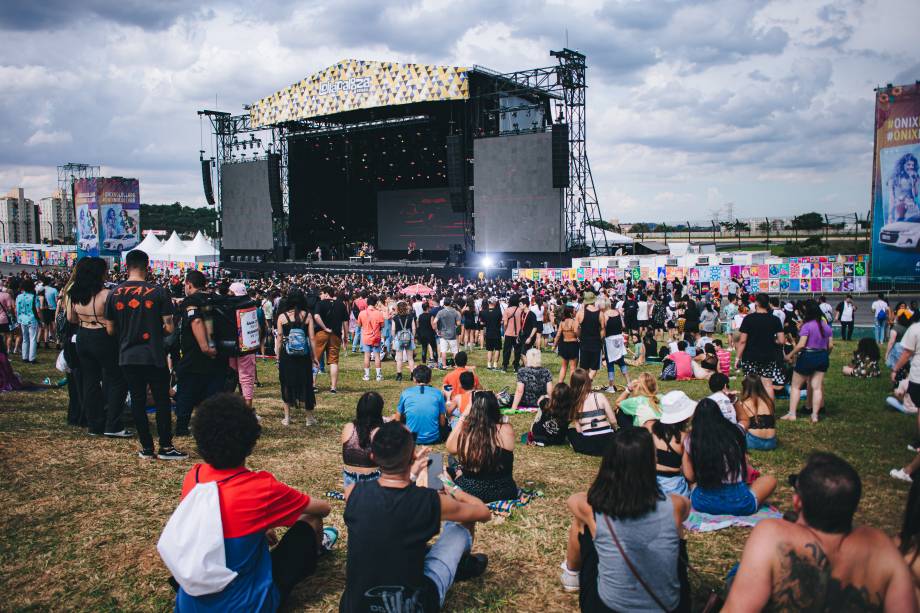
[74,178,99,257]
[250,59,469,128]
[98,177,140,255]
[871,83,920,281]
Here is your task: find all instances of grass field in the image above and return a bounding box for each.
[0,338,913,612]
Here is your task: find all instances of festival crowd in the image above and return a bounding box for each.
[2,250,920,612]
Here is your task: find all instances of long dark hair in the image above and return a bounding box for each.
[68,257,107,305]
[802,299,826,337]
[588,427,661,519]
[856,337,880,361]
[568,368,593,422]
[651,417,689,447]
[543,382,573,422]
[899,475,920,564]
[689,398,747,489]
[457,391,503,472]
[354,392,384,448]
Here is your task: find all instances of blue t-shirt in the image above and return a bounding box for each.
[15,293,38,326]
[44,286,58,311]
[397,385,446,444]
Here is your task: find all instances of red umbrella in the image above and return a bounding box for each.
[401,283,434,296]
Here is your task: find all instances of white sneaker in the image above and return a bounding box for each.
[305,414,318,427]
[362,375,370,381]
[559,561,579,592]
[376,374,383,381]
[891,468,913,483]
[605,386,617,393]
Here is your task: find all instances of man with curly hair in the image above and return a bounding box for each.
[173,393,337,611]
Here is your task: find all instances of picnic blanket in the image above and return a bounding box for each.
[683,505,782,533]
[500,407,539,415]
[486,488,542,517]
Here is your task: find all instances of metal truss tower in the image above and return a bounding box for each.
[57,162,100,238]
[492,49,609,255]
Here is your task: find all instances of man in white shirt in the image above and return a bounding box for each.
[770,296,786,326]
[707,373,737,423]
[835,294,857,341]
[637,294,649,333]
[872,293,890,344]
[818,295,834,324]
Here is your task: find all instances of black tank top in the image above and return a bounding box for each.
[581,308,601,349]
[605,312,623,337]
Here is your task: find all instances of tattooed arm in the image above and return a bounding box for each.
[723,520,778,612]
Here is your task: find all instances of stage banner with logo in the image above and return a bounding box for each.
[74,178,99,258]
[99,178,140,256]
[871,83,920,281]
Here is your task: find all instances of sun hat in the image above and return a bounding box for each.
[229,282,247,296]
[583,291,596,305]
[660,390,697,424]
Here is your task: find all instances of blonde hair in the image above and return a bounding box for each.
[524,347,542,368]
[632,372,659,411]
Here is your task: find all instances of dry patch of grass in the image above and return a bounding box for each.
[0,339,911,611]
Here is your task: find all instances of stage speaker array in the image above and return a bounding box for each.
[446,135,466,212]
[267,153,283,216]
[551,124,570,188]
[201,159,215,205]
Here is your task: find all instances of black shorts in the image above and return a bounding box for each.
[908,382,920,409]
[42,309,54,325]
[793,350,829,376]
[579,348,602,371]
[485,336,502,351]
[558,340,580,361]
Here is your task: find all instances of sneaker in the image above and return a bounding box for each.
[455,552,488,582]
[362,375,370,381]
[305,414,318,427]
[157,447,189,461]
[395,373,403,382]
[891,468,913,483]
[329,388,338,394]
[559,561,580,592]
[605,386,617,393]
[104,429,135,438]
[281,417,290,426]
[376,374,383,381]
[321,526,339,553]
[138,448,156,460]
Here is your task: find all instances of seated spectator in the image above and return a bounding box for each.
[650,391,696,497]
[888,378,920,416]
[707,372,738,423]
[667,341,695,380]
[396,365,448,444]
[567,368,617,457]
[341,421,491,611]
[625,332,646,366]
[725,453,917,612]
[736,375,777,451]
[511,348,553,409]
[446,391,518,503]
[530,383,572,446]
[896,474,920,594]
[448,371,477,428]
[172,394,335,611]
[341,392,384,489]
[684,399,776,516]
[0,342,58,392]
[641,330,659,363]
[442,351,480,400]
[559,428,689,611]
[842,337,881,378]
[713,338,731,374]
[613,372,661,428]
[691,343,719,380]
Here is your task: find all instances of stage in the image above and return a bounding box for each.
[220,257,512,280]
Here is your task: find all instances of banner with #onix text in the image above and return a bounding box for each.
[871,83,920,281]
[98,177,140,256]
[74,178,99,258]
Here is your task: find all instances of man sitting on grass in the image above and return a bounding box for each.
[441,351,480,401]
[397,365,449,444]
[173,393,337,611]
[723,452,916,612]
[340,421,491,612]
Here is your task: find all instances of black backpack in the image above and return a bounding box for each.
[208,294,261,356]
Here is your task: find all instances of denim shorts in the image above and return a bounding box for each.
[423,521,472,606]
[746,431,777,451]
[342,469,380,488]
[657,473,690,497]
[361,343,382,354]
[794,349,829,376]
[691,482,758,516]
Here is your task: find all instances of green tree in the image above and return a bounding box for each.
[630,223,650,239]
[140,202,217,237]
[791,212,824,231]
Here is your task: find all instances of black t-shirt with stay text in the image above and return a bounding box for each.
[739,311,783,363]
[105,280,174,368]
[340,481,441,613]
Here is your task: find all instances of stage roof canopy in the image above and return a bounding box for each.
[250,59,470,128]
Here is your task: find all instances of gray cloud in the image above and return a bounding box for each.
[0,0,209,31]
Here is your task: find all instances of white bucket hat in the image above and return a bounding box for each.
[660,390,697,424]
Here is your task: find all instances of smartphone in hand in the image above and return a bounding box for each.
[427,452,444,491]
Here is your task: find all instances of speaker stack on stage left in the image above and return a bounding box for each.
[447,134,466,212]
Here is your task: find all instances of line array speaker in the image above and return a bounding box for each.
[201,159,215,205]
[551,124,569,188]
[267,153,283,216]
[446,134,466,212]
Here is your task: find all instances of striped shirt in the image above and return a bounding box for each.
[575,393,613,437]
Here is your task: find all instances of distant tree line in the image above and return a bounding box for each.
[140,202,217,237]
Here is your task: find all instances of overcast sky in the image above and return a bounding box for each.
[0,0,917,222]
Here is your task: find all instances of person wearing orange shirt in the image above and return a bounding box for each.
[441,351,481,400]
[357,295,386,381]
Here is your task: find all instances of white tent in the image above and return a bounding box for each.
[133,232,163,256]
[154,231,196,263]
[598,229,634,244]
[185,232,218,259]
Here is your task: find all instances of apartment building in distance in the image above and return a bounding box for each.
[0,188,39,243]
[38,189,75,243]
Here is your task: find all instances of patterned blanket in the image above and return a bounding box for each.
[683,505,783,532]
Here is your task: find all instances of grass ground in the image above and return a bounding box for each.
[0,337,913,612]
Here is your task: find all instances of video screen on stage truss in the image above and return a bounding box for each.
[473,131,563,253]
[220,160,274,251]
[376,188,465,251]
